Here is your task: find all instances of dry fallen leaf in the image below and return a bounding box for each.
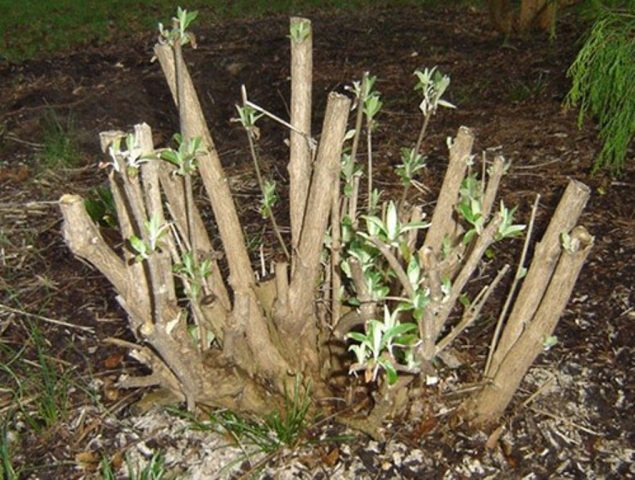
[103,352,124,369]
[75,450,100,472]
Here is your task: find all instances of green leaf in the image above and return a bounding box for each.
[407,256,420,286]
[160,150,179,166]
[459,294,470,307]
[379,358,398,385]
[129,235,148,260]
[347,332,370,345]
[383,323,417,342]
[385,201,399,241]
[362,215,384,238]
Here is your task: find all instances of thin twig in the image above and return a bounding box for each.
[435,264,510,354]
[243,99,316,151]
[484,194,540,377]
[367,236,414,298]
[241,87,290,260]
[0,303,94,332]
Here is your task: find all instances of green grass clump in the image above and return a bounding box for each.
[0,323,72,433]
[100,450,168,480]
[38,110,83,171]
[0,421,18,480]
[566,3,634,174]
[170,375,311,455]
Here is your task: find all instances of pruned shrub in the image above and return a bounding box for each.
[60,9,593,437]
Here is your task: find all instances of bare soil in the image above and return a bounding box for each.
[0,5,632,479]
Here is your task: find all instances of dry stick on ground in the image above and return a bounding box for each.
[487,179,590,376]
[288,17,313,254]
[469,225,594,425]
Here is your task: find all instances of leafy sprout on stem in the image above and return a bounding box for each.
[396,147,428,211]
[457,173,484,244]
[158,6,198,47]
[103,132,148,176]
[260,179,279,219]
[496,202,526,241]
[173,250,213,300]
[414,66,455,116]
[413,66,456,155]
[360,201,429,247]
[347,306,418,385]
[128,214,170,262]
[159,134,204,176]
[289,19,311,43]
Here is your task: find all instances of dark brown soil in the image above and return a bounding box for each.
[0,4,632,479]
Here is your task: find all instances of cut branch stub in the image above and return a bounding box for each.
[154,43,254,293]
[423,126,474,254]
[59,194,130,300]
[487,179,590,375]
[289,17,313,252]
[468,225,594,425]
[288,92,351,330]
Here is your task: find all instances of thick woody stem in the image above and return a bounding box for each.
[485,194,540,376]
[488,180,590,375]
[154,43,254,292]
[289,17,313,252]
[469,226,593,425]
[423,126,474,253]
[288,92,351,331]
[481,155,505,221]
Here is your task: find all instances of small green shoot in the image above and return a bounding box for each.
[173,250,213,300]
[360,201,429,246]
[159,134,204,176]
[260,179,279,219]
[128,214,170,262]
[496,202,526,240]
[414,66,455,116]
[103,132,148,176]
[158,7,198,47]
[289,18,311,43]
[347,306,418,385]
